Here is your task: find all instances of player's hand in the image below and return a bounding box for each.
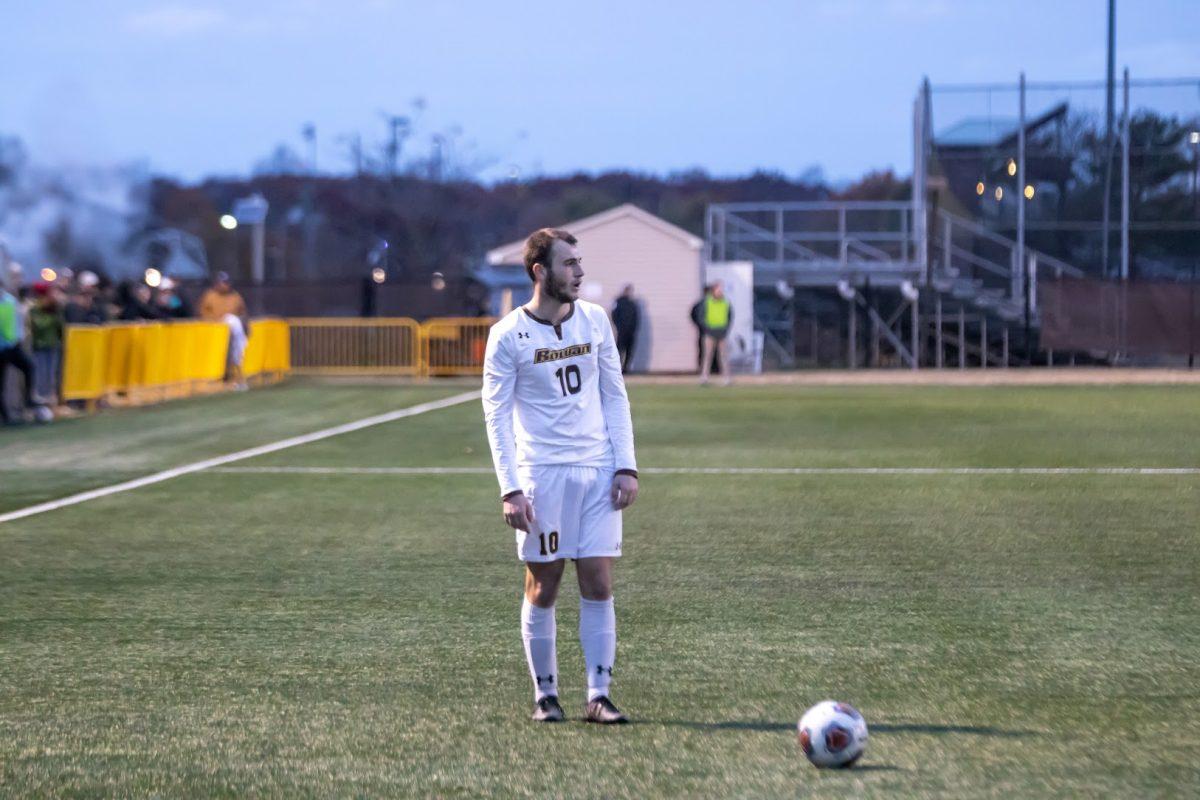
[611,474,638,511]
[503,493,536,532]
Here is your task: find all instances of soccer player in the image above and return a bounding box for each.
[482,228,638,724]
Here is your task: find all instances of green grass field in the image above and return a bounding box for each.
[2,379,1199,797]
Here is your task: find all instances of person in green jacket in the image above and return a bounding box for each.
[699,281,733,386]
[29,283,65,404]
[1,283,38,424]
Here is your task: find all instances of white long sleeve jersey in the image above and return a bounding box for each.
[482,300,637,499]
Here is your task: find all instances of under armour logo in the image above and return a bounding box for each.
[595,665,613,676]
[517,332,530,339]
[536,674,555,685]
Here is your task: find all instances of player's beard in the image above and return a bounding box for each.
[544,270,575,304]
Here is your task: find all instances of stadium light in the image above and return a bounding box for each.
[994,186,1004,201]
[144,268,162,288]
[1006,159,1017,176]
[1190,131,1200,145]
[40,267,57,282]
[371,267,386,284]
[220,214,238,230]
[1024,185,1036,200]
[975,181,985,196]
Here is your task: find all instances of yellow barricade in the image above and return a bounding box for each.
[244,319,291,377]
[62,319,289,406]
[285,317,497,376]
[422,317,495,376]
[287,318,423,375]
[61,326,109,401]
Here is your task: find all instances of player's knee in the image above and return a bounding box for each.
[577,574,612,601]
[525,568,563,606]
[579,585,612,601]
[526,583,559,607]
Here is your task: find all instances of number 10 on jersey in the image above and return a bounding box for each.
[554,365,581,396]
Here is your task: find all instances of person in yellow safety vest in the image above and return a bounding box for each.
[699,281,733,386]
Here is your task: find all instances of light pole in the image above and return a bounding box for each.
[1190,130,1199,216]
[231,194,269,285]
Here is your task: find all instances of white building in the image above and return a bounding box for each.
[483,203,704,373]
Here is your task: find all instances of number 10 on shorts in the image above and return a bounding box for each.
[539,530,559,556]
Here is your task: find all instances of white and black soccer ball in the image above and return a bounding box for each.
[797,700,868,768]
[32,405,54,424]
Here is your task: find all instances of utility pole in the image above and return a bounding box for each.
[1101,0,1116,277]
[301,123,317,279]
[302,123,317,174]
[385,115,409,180]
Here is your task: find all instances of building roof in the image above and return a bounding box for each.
[936,117,1020,148]
[934,102,1069,150]
[485,202,704,265]
[471,263,529,289]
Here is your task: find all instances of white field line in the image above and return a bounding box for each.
[209,465,1200,476]
[0,390,480,525]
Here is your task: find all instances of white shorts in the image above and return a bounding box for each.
[515,464,622,562]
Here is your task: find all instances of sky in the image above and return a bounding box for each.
[2,0,1199,185]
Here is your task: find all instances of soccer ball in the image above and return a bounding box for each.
[797,700,868,768]
[32,405,54,424]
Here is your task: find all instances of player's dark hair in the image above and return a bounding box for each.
[522,228,577,282]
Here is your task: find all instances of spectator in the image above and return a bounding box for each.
[1,279,37,425]
[64,272,109,325]
[689,287,707,373]
[610,284,640,374]
[29,282,64,405]
[699,280,733,386]
[154,277,192,319]
[117,281,160,321]
[198,272,250,390]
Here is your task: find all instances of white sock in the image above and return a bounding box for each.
[579,596,616,702]
[521,599,558,701]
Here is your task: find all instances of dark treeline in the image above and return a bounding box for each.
[148,169,909,285]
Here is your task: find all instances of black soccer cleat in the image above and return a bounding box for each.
[584,696,629,724]
[532,695,565,723]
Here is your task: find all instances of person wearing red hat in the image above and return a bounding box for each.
[29,282,65,404]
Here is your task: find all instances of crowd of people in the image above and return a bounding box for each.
[1,266,248,425]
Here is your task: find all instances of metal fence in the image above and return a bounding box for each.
[288,317,495,376]
[288,318,424,375]
[1039,277,1199,358]
[921,73,1200,281]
